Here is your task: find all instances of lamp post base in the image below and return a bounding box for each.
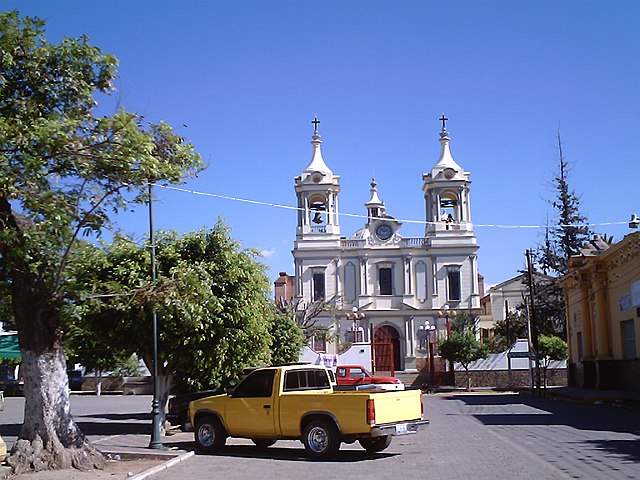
[149,398,167,450]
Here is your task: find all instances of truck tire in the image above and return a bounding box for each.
[302,419,341,459]
[359,435,392,453]
[194,414,227,453]
[252,439,277,448]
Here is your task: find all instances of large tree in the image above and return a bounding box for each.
[0,12,201,472]
[526,133,593,341]
[547,132,592,275]
[67,224,280,427]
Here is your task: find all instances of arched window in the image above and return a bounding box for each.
[415,261,427,302]
[440,192,458,223]
[309,193,328,225]
[344,262,357,303]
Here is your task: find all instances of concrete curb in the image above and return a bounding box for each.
[127,450,195,480]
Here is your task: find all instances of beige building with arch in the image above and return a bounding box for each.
[561,232,640,391]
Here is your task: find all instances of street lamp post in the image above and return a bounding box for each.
[346,307,368,369]
[424,320,437,385]
[345,306,366,342]
[438,306,456,383]
[148,183,164,450]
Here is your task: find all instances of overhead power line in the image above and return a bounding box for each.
[152,184,628,230]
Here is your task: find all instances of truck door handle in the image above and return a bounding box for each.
[263,404,271,409]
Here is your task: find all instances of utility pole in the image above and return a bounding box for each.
[148,183,164,449]
[505,299,512,388]
[525,249,542,395]
[522,294,535,390]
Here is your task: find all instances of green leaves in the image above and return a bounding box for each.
[66,223,276,394]
[0,11,203,303]
[537,335,568,367]
[439,331,489,370]
[269,308,305,366]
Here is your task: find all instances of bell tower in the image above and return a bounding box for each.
[423,114,480,310]
[422,114,476,244]
[294,117,341,242]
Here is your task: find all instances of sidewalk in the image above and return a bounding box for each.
[0,395,196,479]
[93,429,193,458]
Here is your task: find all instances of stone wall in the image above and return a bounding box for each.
[453,368,567,389]
[81,376,151,393]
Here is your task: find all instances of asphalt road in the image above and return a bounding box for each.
[1,393,639,479]
[152,393,640,480]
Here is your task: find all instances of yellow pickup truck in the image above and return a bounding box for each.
[189,364,428,459]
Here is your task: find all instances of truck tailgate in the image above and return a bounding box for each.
[370,389,422,425]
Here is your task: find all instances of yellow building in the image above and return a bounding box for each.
[561,232,640,391]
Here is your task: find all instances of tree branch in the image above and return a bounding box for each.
[52,183,128,295]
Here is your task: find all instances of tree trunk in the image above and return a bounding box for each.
[0,194,103,472]
[465,367,471,392]
[96,370,102,397]
[7,349,104,473]
[157,375,174,432]
[6,279,104,473]
[507,347,513,388]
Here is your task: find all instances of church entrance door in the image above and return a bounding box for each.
[373,325,401,372]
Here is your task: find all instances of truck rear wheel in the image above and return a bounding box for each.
[194,414,227,453]
[252,439,277,448]
[302,419,341,459]
[359,435,392,453]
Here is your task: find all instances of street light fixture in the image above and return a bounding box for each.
[346,306,366,343]
[630,213,639,229]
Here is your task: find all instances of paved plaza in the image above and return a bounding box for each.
[149,392,640,480]
[1,393,639,479]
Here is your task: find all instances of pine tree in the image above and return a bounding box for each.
[549,131,592,274]
[526,132,593,340]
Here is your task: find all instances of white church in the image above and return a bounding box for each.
[286,116,482,373]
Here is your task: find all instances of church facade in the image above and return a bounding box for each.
[290,117,481,372]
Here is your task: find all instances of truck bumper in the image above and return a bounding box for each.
[370,419,429,437]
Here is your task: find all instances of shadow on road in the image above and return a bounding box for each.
[77,412,150,421]
[580,439,640,463]
[0,420,150,438]
[444,393,640,433]
[162,440,397,463]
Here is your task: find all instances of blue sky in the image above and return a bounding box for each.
[7,1,640,286]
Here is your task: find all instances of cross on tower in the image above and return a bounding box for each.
[311,116,320,135]
[439,113,448,131]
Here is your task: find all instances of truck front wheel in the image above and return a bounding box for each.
[359,435,392,453]
[302,419,341,459]
[194,414,227,453]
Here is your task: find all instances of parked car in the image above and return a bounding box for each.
[67,369,83,392]
[335,365,404,391]
[168,389,224,430]
[0,364,23,396]
[189,364,427,459]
